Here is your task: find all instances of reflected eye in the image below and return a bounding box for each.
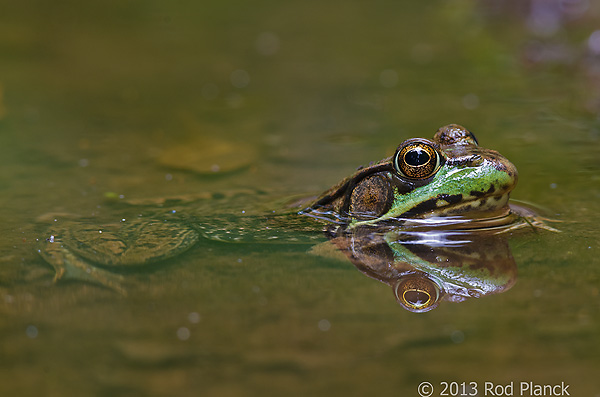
[393,140,441,179]
[394,276,440,313]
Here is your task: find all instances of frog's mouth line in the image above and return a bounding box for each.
[302,193,516,231]
[349,193,513,229]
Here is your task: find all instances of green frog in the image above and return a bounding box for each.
[303,124,551,231]
[302,123,557,311]
[37,124,554,294]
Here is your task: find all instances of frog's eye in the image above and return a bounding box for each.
[393,140,441,179]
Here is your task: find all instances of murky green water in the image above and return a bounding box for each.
[1,1,599,396]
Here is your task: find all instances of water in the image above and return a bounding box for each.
[1,1,599,396]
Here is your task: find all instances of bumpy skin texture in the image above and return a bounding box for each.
[306,124,518,226]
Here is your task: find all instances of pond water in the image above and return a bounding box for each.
[1,1,599,396]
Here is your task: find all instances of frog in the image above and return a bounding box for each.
[301,123,558,311]
[36,124,554,295]
[303,124,554,232]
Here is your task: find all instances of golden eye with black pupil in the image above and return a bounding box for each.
[393,140,441,179]
[394,276,440,313]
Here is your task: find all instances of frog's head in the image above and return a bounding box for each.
[306,124,518,227]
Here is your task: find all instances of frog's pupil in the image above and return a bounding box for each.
[403,289,431,307]
[405,148,430,166]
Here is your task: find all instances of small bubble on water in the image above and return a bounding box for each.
[48,235,55,243]
[550,183,557,189]
[241,210,245,214]
[119,195,125,199]
[451,330,465,344]
[255,31,280,56]
[187,312,201,324]
[26,325,38,339]
[318,319,331,332]
[237,258,243,263]
[411,43,434,64]
[171,210,176,214]
[462,93,479,110]
[177,327,191,341]
[99,230,103,234]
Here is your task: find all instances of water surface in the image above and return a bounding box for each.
[1,1,599,396]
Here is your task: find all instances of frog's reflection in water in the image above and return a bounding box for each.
[326,224,517,312]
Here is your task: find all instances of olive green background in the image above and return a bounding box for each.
[0,1,599,396]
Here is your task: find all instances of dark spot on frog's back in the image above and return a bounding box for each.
[490,159,516,178]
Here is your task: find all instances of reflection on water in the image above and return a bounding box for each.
[325,224,518,313]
